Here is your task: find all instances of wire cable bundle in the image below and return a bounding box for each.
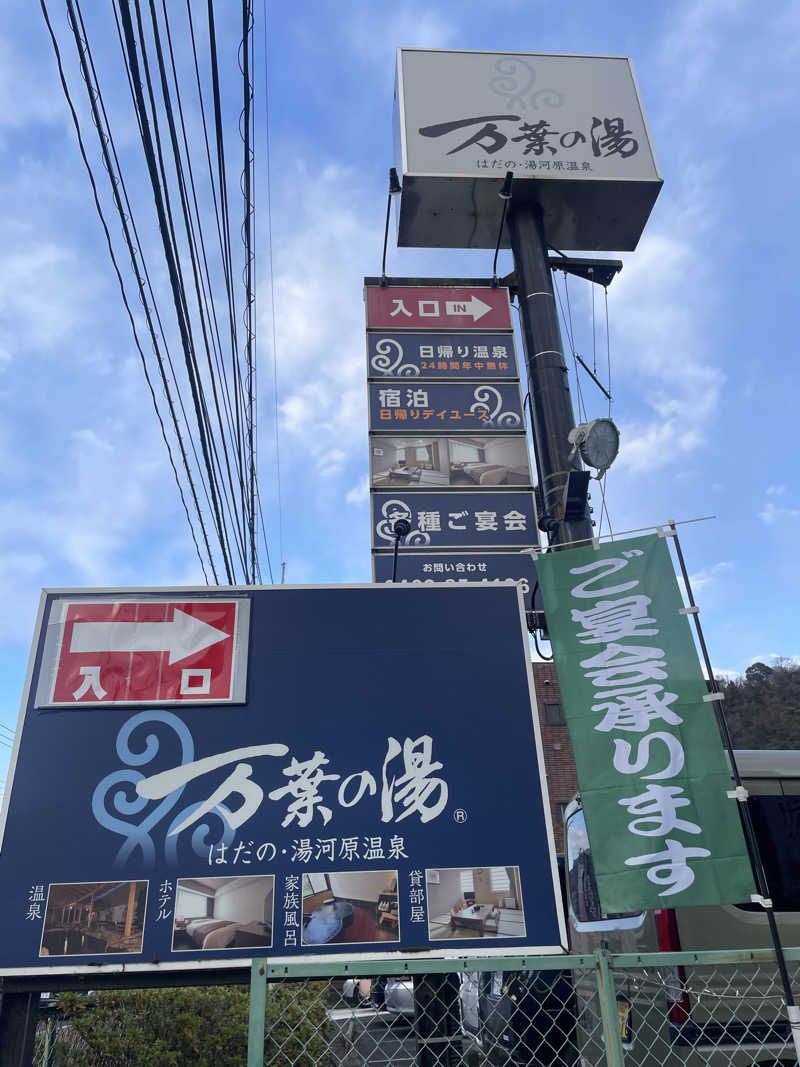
[40,0,279,585]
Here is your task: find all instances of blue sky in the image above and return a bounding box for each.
[0,0,798,785]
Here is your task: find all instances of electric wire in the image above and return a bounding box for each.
[76,0,219,559]
[186,0,246,480]
[118,0,235,582]
[262,0,285,570]
[44,1,277,584]
[44,0,213,582]
[239,0,257,582]
[104,0,224,546]
[144,0,249,577]
[158,0,250,552]
[206,0,249,505]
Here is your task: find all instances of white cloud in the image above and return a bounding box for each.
[684,559,734,592]
[0,235,105,353]
[345,7,457,65]
[657,0,800,122]
[346,475,369,505]
[759,499,800,525]
[70,428,114,452]
[263,162,380,486]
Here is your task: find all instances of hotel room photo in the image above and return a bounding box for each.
[171,875,274,951]
[301,870,400,946]
[40,880,147,957]
[370,436,531,488]
[426,866,527,941]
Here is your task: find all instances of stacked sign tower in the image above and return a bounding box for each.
[366,281,539,592]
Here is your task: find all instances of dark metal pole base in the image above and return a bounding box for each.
[0,991,39,1067]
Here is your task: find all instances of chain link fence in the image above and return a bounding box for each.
[32,948,800,1066]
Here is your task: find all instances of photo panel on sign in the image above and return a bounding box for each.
[369,381,525,433]
[426,866,527,942]
[301,870,400,947]
[370,436,531,490]
[171,876,274,952]
[40,881,148,958]
[372,491,537,549]
[367,331,518,379]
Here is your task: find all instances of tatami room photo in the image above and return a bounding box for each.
[40,880,147,957]
[171,875,273,951]
[426,866,527,940]
[302,870,399,946]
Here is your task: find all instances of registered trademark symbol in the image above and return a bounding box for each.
[453,808,468,823]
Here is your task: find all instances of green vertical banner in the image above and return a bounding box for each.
[536,533,754,912]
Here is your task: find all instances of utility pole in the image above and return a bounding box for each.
[507,201,594,549]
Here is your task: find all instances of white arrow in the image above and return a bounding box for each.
[70,609,230,666]
[444,295,493,322]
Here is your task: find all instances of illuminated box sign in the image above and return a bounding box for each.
[365,285,512,330]
[372,491,536,549]
[0,585,564,975]
[394,48,662,251]
[367,331,519,379]
[369,382,525,433]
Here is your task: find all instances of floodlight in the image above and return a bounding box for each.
[568,418,620,478]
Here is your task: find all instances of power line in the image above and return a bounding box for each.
[117,0,235,582]
[45,0,214,581]
[43,1,278,583]
[262,0,285,573]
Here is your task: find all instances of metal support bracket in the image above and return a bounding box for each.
[594,949,626,1067]
[656,525,677,538]
[679,606,700,615]
[727,786,750,802]
[702,692,724,702]
[750,894,774,909]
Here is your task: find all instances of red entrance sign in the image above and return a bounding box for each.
[365,285,512,330]
[37,598,249,707]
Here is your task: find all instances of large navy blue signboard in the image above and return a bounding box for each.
[368,332,518,379]
[0,584,563,975]
[369,382,524,432]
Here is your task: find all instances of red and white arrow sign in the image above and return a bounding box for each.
[69,608,230,665]
[444,295,492,321]
[365,284,512,330]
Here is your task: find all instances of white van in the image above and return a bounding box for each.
[564,750,800,1067]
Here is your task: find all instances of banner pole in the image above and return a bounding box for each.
[668,521,798,1047]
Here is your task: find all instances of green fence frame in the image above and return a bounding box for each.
[246,947,800,1067]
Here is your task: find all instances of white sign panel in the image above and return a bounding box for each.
[394,49,662,251]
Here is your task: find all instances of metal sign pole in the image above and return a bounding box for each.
[507,202,593,549]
